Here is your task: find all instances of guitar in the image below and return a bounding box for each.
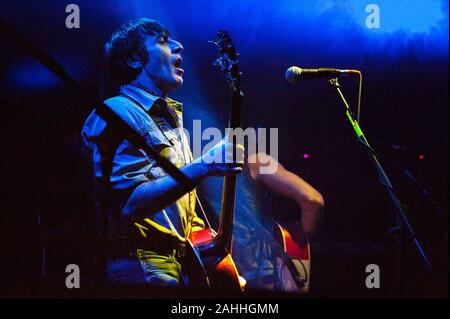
[273,222,311,293]
[182,31,245,291]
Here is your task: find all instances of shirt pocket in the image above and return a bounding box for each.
[142,125,172,152]
[142,125,181,179]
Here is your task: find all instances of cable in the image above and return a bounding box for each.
[356,71,363,124]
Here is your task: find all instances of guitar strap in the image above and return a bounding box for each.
[119,93,213,238]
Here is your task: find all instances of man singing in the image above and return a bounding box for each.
[82,18,243,286]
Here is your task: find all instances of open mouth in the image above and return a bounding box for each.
[173,58,183,74]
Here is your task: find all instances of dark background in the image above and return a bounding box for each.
[0,0,448,298]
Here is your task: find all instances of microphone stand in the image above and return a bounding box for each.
[328,78,437,296]
[390,154,447,220]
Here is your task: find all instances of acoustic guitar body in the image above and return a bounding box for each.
[273,222,311,293]
[185,228,243,292]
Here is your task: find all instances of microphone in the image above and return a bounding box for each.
[285,66,360,83]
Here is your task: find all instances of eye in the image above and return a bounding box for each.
[157,34,169,45]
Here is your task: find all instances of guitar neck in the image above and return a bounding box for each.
[216,82,243,252]
[215,176,237,252]
[210,30,243,255]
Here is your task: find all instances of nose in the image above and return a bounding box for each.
[171,40,184,54]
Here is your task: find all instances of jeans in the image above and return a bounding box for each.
[106,249,184,286]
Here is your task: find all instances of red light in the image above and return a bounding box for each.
[418,154,425,160]
[303,153,309,159]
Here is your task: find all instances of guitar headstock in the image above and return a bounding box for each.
[210,31,242,92]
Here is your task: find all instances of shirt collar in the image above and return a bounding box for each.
[119,84,183,113]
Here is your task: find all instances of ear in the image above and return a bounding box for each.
[126,54,143,69]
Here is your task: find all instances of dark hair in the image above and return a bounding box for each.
[105,18,170,84]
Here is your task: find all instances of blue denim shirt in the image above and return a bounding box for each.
[82,84,204,244]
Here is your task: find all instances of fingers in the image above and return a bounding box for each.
[232,166,243,173]
[202,140,245,176]
[205,141,245,164]
[235,143,245,164]
[207,164,243,176]
[224,142,245,164]
[225,165,243,176]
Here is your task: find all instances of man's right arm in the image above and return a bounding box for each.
[122,140,245,221]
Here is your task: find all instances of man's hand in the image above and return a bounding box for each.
[199,138,245,176]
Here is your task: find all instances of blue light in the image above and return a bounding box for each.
[277,0,447,34]
[8,52,88,91]
[8,59,61,90]
[115,0,448,60]
[352,0,447,34]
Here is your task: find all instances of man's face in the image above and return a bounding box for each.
[141,33,184,94]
